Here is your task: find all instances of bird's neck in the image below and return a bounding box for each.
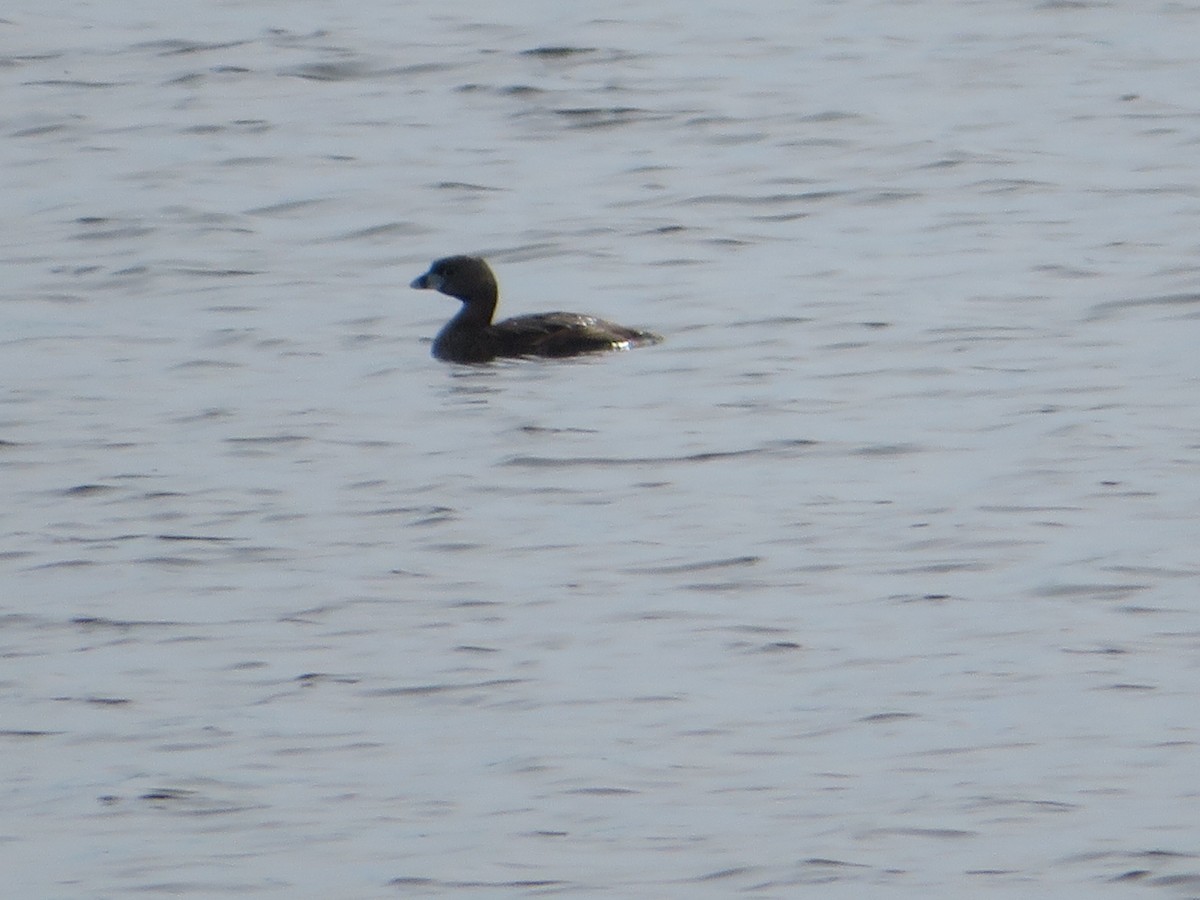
[449,290,497,328]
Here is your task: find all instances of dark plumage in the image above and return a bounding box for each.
[410,255,662,363]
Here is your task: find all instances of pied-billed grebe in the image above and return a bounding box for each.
[410,255,662,363]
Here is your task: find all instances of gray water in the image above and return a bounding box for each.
[4,1,1200,897]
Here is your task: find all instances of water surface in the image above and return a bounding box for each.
[4,1,1200,897]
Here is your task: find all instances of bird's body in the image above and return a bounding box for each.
[411,256,661,363]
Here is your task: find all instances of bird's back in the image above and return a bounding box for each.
[491,312,662,358]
